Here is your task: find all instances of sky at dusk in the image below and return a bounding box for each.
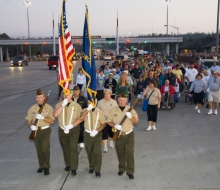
[0,0,218,38]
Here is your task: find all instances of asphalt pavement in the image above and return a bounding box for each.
[0,60,220,190]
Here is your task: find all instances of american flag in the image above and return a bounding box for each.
[58,0,74,95]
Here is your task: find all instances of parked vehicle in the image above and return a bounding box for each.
[11,55,28,67]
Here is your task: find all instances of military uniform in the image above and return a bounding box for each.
[55,101,82,171]
[84,108,106,174]
[108,106,138,175]
[26,103,54,169]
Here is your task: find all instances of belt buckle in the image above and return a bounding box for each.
[121,132,126,136]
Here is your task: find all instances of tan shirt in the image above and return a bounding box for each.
[84,108,106,131]
[55,101,82,127]
[146,88,161,105]
[108,106,138,132]
[25,103,54,127]
[97,98,118,117]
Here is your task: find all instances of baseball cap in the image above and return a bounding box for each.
[109,73,113,75]
[112,68,116,72]
[167,66,172,70]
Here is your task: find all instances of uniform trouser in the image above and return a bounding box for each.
[84,132,102,173]
[78,122,85,144]
[115,132,134,174]
[161,94,174,104]
[58,126,80,170]
[34,128,51,169]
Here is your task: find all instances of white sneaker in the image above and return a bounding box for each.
[197,109,201,114]
[104,146,108,153]
[214,110,218,115]
[207,110,213,115]
[152,126,156,130]
[195,105,198,110]
[79,143,84,148]
[146,126,152,131]
[109,141,114,148]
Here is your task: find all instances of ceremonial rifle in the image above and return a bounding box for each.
[29,90,51,141]
[113,97,139,141]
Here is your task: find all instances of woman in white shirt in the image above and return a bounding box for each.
[76,68,86,91]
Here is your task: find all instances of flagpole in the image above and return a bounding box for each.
[53,11,56,55]
[116,10,119,55]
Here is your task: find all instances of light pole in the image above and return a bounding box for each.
[164,25,179,53]
[164,0,171,55]
[23,1,31,39]
[23,1,31,59]
[164,0,171,36]
[216,0,220,53]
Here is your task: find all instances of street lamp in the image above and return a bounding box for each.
[216,0,220,53]
[23,1,31,39]
[164,0,171,37]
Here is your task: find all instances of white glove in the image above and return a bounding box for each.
[64,124,73,134]
[125,112,132,119]
[137,94,141,98]
[87,104,94,111]
[90,130,98,137]
[64,129,69,134]
[31,125,37,131]
[36,114,44,120]
[115,124,122,130]
[62,99,68,107]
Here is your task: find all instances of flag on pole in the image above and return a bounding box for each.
[58,0,74,95]
[82,4,96,105]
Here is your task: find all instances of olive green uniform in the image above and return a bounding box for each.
[84,108,106,173]
[26,103,54,169]
[108,106,138,174]
[55,101,82,170]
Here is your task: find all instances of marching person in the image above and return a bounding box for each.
[206,70,220,115]
[72,103,106,178]
[71,86,88,148]
[104,73,117,99]
[96,69,106,101]
[143,79,161,131]
[107,93,139,180]
[54,90,84,176]
[189,74,205,113]
[26,89,55,175]
[97,89,118,152]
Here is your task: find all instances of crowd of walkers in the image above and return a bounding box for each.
[66,54,220,135]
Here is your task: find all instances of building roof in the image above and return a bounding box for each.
[179,38,217,50]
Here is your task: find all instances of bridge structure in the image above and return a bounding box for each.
[0,36,183,61]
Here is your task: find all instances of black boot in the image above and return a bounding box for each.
[71,170,77,176]
[64,166,71,172]
[37,168,44,173]
[44,168,50,175]
[95,172,101,178]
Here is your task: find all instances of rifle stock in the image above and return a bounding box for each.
[113,98,139,141]
[29,94,50,141]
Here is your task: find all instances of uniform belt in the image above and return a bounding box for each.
[85,129,91,134]
[120,130,133,136]
[38,126,50,130]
